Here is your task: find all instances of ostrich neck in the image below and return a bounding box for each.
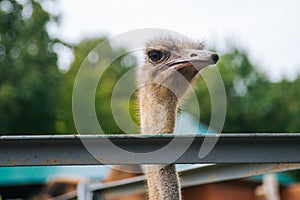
[139,84,178,134]
[139,84,182,199]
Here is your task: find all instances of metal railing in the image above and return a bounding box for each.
[1,133,300,199]
[76,164,300,200]
[1,134,300,166]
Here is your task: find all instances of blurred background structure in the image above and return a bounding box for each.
[1,0,300,199]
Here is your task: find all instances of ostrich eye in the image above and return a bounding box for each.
[148,50,165,63]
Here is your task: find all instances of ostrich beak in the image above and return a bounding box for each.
[172,49,219,71]
[184,49,219,64]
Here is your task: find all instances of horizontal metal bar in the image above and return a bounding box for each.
[90,175,146,199]
[52,191,77,200]
[90,164,300,199]
[1,134,300,166]
[179,163,300,187]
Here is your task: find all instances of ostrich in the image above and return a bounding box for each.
[136,36,219,200]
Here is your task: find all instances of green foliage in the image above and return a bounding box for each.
[56,38,137,134]
[194,48,300,133]
[0,0,62,134]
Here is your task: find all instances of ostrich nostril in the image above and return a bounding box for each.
[211,54,219,64]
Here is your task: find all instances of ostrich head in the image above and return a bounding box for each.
[137,36,219,100]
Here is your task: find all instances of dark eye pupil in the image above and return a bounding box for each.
[148,50,164,62]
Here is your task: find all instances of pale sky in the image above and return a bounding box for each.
[48,0,300,81]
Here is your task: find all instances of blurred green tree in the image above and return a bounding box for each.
[0,0,62,134]
[193,48,300,133]
[55,38,137,134]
